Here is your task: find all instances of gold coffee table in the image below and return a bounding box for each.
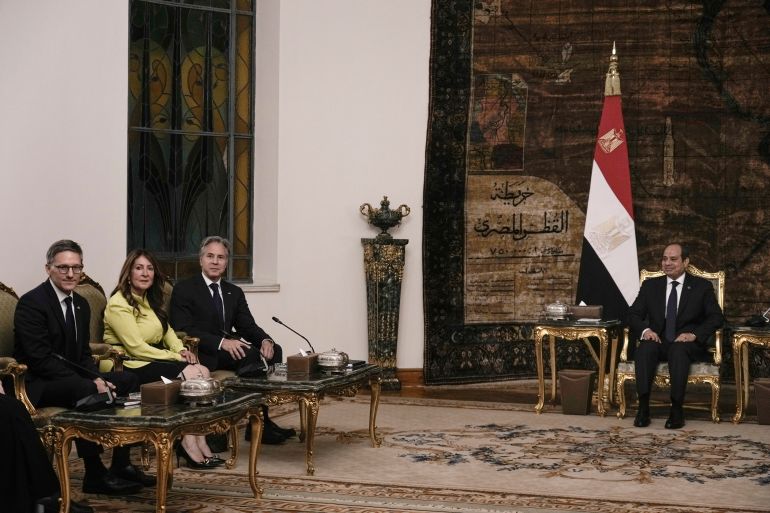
[224,364,382,475]
[43,390,264,513]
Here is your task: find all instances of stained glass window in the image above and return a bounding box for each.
[128,0,255,281]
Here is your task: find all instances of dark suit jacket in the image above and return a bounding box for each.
[13,280,98,404]
[170,274,272,370]
[628,272,724,347]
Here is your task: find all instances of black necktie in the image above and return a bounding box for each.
[64,296,77,358]
[665,281,679,342]
[210,283,225,329]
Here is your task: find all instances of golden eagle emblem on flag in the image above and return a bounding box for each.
[598,128,625,154]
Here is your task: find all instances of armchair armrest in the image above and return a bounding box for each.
[620,327,632,362]
[182,336,200,360]
[90,342,127,372]
[0,356,36,415]
[711,329,722,365]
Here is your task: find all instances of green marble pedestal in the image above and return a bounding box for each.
[362,238,408,390]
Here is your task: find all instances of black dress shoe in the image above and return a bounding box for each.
[665,416,685,429]
[633,410,651,427]
[665,406,685,429]
[268,419,297,438]
[37,495,94,513]
[112,464,157,487]
[82,471,143,495]
[245,424,287,444]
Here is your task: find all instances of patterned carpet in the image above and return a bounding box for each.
[68,396,770,513]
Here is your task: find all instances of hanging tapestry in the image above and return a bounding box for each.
[423,0,770,384]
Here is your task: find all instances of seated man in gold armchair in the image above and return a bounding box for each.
[628,243,723,429]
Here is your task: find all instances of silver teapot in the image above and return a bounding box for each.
[544,300,570,320]
[317,348,350,370]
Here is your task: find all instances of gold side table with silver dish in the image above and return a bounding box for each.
[43,390,265,513]
[224,363,382,476]
[533,319,622,416]
[732,326,770,423]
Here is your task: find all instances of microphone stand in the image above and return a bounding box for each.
[272,317,316,353]
[53,353,115,403]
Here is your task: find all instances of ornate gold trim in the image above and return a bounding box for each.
[0,280,19,299]
[533,323,620,417]
[732,330,770,423]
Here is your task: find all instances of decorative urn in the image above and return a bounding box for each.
[317,348,350,370]
[360,196,410,240]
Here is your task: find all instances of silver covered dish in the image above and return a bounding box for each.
[179,377,222,404]
[544,300,570,320]
[317,348,349,370]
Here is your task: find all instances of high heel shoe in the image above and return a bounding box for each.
[203,454,226,466]
[176,444,219,469]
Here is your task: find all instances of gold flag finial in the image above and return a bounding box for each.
[604,42,621,96]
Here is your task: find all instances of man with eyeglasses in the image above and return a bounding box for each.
[14,240,152,500]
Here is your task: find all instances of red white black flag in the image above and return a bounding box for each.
[576,44,639,321]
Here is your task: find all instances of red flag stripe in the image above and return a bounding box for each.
[593,96,634,220]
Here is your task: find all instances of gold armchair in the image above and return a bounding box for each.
[615,264,724,422]
[0,281,70,425]
[75,273,126,372]
[0,282,28,405]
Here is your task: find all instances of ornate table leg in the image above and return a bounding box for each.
[45,427,71,513]
[225,424,238,468]
[733,337,745,423]
[248,410,264,498]
[548,336,558,403]
[155,435,174,513]
[303,394,320,475]
[298,398,307,442]
[368,375,383,447]
[607,331,619,406]
[596,331,608,416]
[534,328,545,414]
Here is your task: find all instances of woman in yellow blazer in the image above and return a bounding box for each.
[104,249,221,469]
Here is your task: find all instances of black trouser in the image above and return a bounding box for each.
[35,371,139,473]
[634,340,709,405]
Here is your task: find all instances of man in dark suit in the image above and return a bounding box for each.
[627,243,724,429]
[170,236,295,444]
[14,240,153,496]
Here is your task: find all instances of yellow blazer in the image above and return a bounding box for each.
[103,292,184,368]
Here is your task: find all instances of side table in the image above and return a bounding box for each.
[732,326,770,423]
[533,319,622,416]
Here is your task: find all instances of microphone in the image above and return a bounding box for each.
[52,353,115,403]
[52,353,102,380]
[272,316,315,353]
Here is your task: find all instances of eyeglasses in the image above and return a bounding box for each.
[51,265,84,275]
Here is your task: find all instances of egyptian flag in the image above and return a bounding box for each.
[576,45,639,322]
